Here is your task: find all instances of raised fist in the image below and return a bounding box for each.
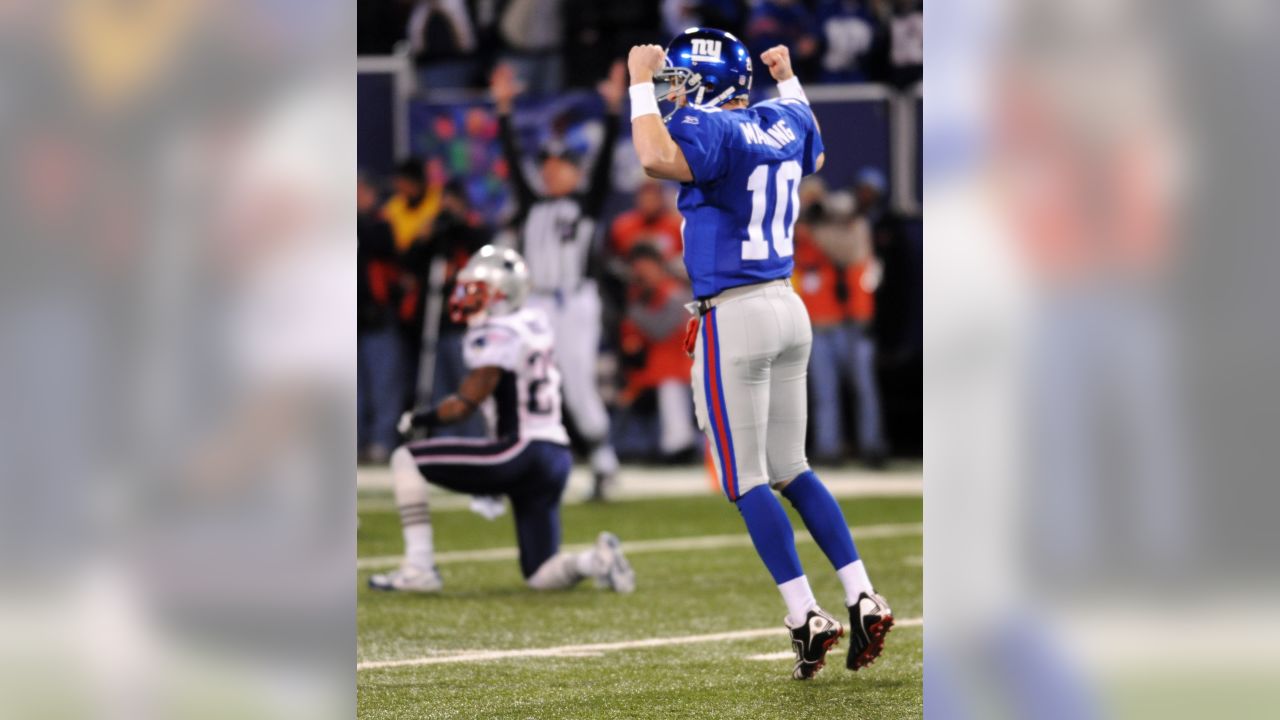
[628,44,667,85]
[761,45,794,82]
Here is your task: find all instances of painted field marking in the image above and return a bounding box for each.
[357,522,922,570]
[742,618,924,660]
[358,617,923,671]
[358,465,922,502]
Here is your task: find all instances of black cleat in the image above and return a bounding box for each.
[786,607,844,680]
[846,591,894,671]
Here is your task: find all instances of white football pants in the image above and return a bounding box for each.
[691,281,813,500]
[525,283,611,445]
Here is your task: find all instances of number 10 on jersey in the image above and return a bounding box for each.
[742,160,802,261]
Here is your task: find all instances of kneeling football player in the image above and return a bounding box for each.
[369,246,635,594]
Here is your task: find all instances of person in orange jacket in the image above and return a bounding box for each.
[610,180,684,263]
[793,171,887,466]
[615,243,698,461]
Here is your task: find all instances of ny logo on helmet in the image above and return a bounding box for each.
[690,38,722,62]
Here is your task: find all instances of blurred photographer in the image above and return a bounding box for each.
[615,243,697,462]
[358,174,407,462]
[794,173,887,466]
[401,179,490,437]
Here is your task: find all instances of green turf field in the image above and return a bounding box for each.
[357,484,922,719]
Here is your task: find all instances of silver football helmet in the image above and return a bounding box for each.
[449,245,530,323]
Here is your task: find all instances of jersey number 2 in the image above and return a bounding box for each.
[742,160,802,260]
[525,351,555,416]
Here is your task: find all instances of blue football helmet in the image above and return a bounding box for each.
[654,27,753,121]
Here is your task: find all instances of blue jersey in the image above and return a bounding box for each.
[667,98,825,298]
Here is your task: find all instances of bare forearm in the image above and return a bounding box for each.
[435,394,478,424]
[628,47,694,181]
[768,46,826,171]
[406,366,501,429]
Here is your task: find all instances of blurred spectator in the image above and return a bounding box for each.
[662,0,750,43]
[614,244,698,461]
[492,61,626,496]
[746,0,821,82]
[400,179,489,437]
[610,180,684,264]
[407,0,479,91]
[382,157,442,252]
[499,0,566,97]
[847,167,891,462]
[356,0,912,94]
[601,179,684,353]
[564,1,664,90]
[358,174,408,463]
[359,0,415,55]
[470,0,505,82]
[887,0,922,87]
[815,0,884,83]
[697,0,750,40]
[794,174,887,466]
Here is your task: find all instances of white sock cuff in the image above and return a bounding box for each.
[630,83,659,120]
[778,575,818,625]
[837,559,874,605]
[776,76,808,104]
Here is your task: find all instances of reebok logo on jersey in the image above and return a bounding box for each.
[738,118,798,149]
[682,115,700,125]
[690,38,722,63]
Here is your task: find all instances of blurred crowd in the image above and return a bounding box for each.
[358,72,910,467]
[358,0,924,95]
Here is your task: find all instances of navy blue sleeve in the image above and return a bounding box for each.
[776,98,825,176]
[667,108,730,184]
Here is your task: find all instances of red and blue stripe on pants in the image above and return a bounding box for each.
[701,308,740,500]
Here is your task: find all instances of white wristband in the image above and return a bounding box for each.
[630,82,660,120]
[777,76,808,104]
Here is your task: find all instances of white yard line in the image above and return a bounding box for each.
[743,618,924,660]
[358,465,922,505]
[357,522,922,570]
[359,617,923,670]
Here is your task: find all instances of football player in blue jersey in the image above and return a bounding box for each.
[626,29,894,680]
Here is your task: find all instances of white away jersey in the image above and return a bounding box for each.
[462,307,570,446]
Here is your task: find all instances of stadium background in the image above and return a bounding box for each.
[356,0,922,471]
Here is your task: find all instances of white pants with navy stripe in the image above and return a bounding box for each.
[525,284,610,443]
[692,282,812,500]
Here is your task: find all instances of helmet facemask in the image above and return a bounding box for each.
[653,63,699,121]
[449,280,494,325]
[450,244,530,324]
[654,65,741,122]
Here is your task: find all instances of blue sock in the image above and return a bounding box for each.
[734,485,804,584]
[781,470,859,569]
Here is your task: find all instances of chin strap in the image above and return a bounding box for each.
[704,86,738,109]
